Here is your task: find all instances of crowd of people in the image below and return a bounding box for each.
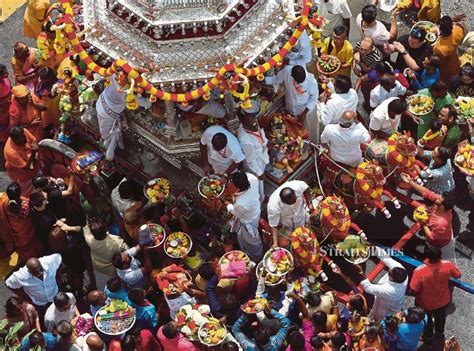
[0,0,472,350]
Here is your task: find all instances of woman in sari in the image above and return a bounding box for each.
[3,296,41,339]
[35,67,60,129]
[0,182,42,263]
[11,41,39,91]
[0,64,12,142]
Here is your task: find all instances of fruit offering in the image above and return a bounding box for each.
[241,297,268,314]
[139,223,166,248]
[412,21,440,44]
[164,232,192,258]
[176,304,212,341]
[198,175,225,198]
[293,276,321,298]
[256,261,284,286]
[219,250,251,279]
[336,234,370,264]
[397,0,412,10]
[455,144,474,176]
[95,300,136,336]
[317,55,341,75]
[407,94,434,115]
[263,247,294,276]
[144,178,171,204]
[456,97,474,121]
[198,319,227,346]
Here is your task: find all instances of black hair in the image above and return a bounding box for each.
[53,292,71,308]
[29,191,46,208]
[106,277,124,292]
[361,5,377,23]
[312,310,328,327]
[112,252,124,269]
[162,321,179,339]
[29,331,45,347]
[365,324,380,338]
[334,75,352,94]
[32,176,49,189]
[56,320,73,338]
[428,55,442,69]
[291,65,306,84]
[384,315,399,332]
[348,295,365,314]
[436,146,452,164]
[424,244,442,261]
[279,187,296,204]
[442,104,458,120]
[390,267,408,283]
[219,294,237,314]
[406,307,425,324]
[221,341,239,351]
[428,118,443,132]
[441,191,456,210]
[333,25,348,37]
[231,171,250,192]
[330,332,348,350]
[198,262,214,281]
[9,125,25,140]
[439,16,453,37]
[375,61,393,75]
[411,26,427,41]
[431,80,449,93]
[289,330,305,350]
[121,335,136,351]
[5,296,23,317]
[118,181,133,199]
[387,99,407,115]
[128,288,145,304]
[0,64,7,75]
[380,74,396,87]
[310,335,324,348]
[89,218,107,240]
[211,133,228,151]
[255,326,272,346]
[6,182,22,214]
[306,292,321,307]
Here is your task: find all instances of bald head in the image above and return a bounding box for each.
[280,187,297,205]
[341,111,357,123]
[26,258,43,279]
[87,290,107,306]
[359,37,375,54]
[86,333,104,351]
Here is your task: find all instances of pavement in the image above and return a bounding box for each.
[0,2,473,349]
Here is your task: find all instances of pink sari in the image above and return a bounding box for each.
[0,77,11,142]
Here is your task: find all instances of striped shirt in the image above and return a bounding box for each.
[355,42,383,70]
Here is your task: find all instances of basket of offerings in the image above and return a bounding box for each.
[407,94,434,115]
[336,234,370,264]
[241,297,269,314]
[144,178,171,204]
[218,250,252,280]
[198,175,226,198]
[455,97,474,123]
[317,55,341,75]
[255,261,285,286]
[262,247,294,277]
[94,300,136,336]
[411,21,440,44]
[454,144,474,176]
[138,223,166,248]
[164,232,192,258]
[176,304,212,341]
[198,319,228,346]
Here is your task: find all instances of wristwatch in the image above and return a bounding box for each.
[401,50,409,56]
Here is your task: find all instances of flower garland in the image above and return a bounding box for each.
[319,196,351,233]
[355,162,384,200]
[55,0,313,107]
[386,133,415,169]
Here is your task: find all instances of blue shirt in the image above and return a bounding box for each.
[410,68,440,90]
[131,301,159,331]
[420,150,455,194]
[396,315,427,351]
[105,286,131,303]
[21,332,58,351]
[232,310,291,351]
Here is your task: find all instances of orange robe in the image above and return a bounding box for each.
[23,0,50,39]
[4,129,39,195]
[0,193,42,263]
[434,25,465,82]
[9,94,44,141]
[11,48,38,89]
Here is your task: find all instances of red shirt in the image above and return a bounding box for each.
[410,259,461,310]
[423,189,452,247]
[109,330,161,351]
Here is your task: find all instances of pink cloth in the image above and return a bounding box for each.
[221,261,246,278]
[156,326,199,351]
[286,320,314,351]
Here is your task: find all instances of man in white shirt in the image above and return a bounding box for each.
[285,31,313,67]
[321,111,371,168]
[237,106,270,204]
[360,247,408,322]
[200,125,246,182]
[369,74,407,109]
[112,245,151,289]
[226,171,263,262]
[356,4,398,48]
[44,292,80,332]
[267,180,315,247]
[369,97,419,140]
[6,254,62,310]
[315,0,352,38]
[265,65,319,142]
[320,75,359,126]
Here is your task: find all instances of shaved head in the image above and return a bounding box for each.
[86,333,104,351]
[280,187,297,205]
[26,258,43,279]
[341,111,357,123]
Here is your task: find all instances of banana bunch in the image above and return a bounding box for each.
[455,144,474,175]
[201,321,226,345]
[146,178,171,203]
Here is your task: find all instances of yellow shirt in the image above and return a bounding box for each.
[321,38,354,77]
[434,25,465,82]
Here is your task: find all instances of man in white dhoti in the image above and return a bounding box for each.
[96,74,127,161]
[225,171,263,262]
[265,65,320,143]
[237,104,269,204]
[285,31,313,67]
[200,125,245,182]
[267,180,315,247]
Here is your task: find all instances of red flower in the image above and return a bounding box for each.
[188,320,197,330]
[177,314,186,325]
